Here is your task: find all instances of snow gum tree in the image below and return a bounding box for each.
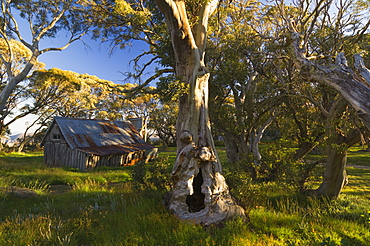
[278,0,370,198]
[0,38,44,143]
[154,0,245,225]
[0,0,93,118]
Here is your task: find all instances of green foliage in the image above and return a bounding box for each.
[156,74,189,102]
[258,142,297,181]
[131,157,172,191]
[27,68,158,123]
[0,39,44,72]
[113,0,149,27]
[0,38,45,138]
[149,102,178,147]
[11,0,90,38]
[360,211,370,226]
[225,140,323,186]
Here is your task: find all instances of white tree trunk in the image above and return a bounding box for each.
[251,112,276,164]
[169,72,245,225]
[0,61,35,115]
[156,0,245,225]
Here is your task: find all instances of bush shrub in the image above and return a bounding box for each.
[131,157,172,191]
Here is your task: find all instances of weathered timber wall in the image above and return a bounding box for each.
[44,142,88,170]
[85,150,146,168]
[44,142,147,170]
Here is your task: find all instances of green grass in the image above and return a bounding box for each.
[157,147,177,163]
[307,145,370,167]
[0,150,369,245]
[343,167,370,196]
[347,146,370,167]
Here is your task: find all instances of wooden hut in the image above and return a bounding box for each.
[42,117,157,170]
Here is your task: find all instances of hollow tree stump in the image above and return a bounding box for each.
[167,132,245,226]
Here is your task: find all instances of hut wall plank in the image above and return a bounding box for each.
[43,118,155,170]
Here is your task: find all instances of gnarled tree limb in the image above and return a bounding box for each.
[288,24,370,130]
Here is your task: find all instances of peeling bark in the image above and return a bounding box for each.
[170,132,245,225]
[354,54,370,87]
[289,27,370,130]
[168,72,245,225]
[155,0,245,225]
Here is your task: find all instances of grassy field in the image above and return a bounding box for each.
[0,148,369,245]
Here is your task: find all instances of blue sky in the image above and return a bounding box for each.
[16,9,153,84]
[9,30,153,135]
[10,6,154,85]
[38,37,150,84]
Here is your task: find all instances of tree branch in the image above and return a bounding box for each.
[193,0,218,58]
[39,32,86,54]
[288,23,370,129]
[354,54,370,87]
[5,6,33,50]
[33,7,67,44]
[105,68,174,97]
[0,34,14,78]
[155,0,199,76]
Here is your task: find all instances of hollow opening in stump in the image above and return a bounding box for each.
[186,168,205,212]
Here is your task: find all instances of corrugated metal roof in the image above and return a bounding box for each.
[76,143,155,156]
[47,117,154,156]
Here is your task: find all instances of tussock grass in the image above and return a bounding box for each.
[0,150,369,245]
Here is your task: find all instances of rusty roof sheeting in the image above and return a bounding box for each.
[49,117,154,156]
[76,143,154,156]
